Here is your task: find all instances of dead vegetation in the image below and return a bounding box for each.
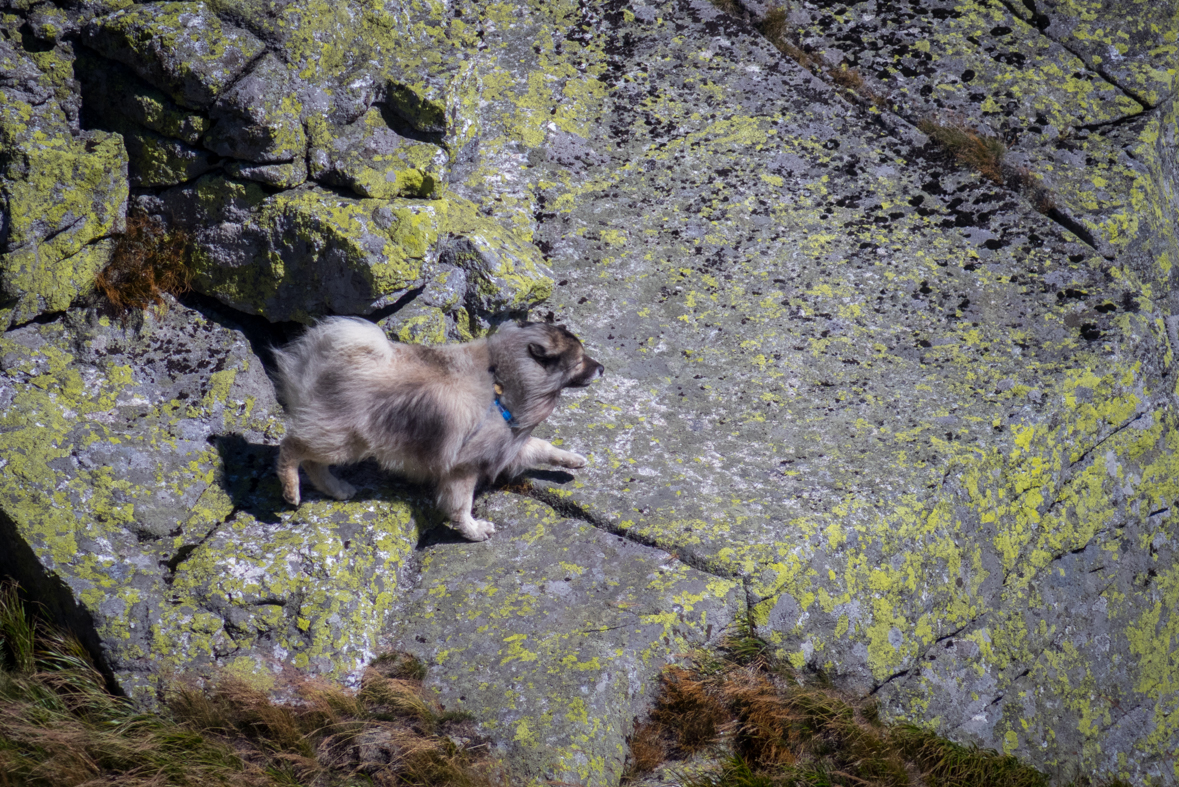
[916,119,1008,186]
[0,581,503,787]
[623,632,1129,787]
[917,118,1056,214]
[753,5,887,109]
[95,212,193,316]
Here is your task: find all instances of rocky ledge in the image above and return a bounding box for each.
[1,0,1176,784]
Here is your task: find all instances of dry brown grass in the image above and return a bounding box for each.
[918,119,1057,215]
[0,581,503,787]
[917,119,1007,185]
[623,633,1071,787]
[95,213,193,315]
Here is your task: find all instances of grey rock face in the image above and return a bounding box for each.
[81,2,265,110]
[0,38,128,328]
[204,54,306,165]
[387,494,739,785]
[308,107,448,199]
[0,0,1176,782]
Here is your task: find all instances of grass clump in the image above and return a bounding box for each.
[0,581,502,787]
[917,119,1008,185]
[917,118,1057,214]
[624,631,1066,787]
[95,212,193,316]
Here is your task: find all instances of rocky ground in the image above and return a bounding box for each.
[1,0,1176,784]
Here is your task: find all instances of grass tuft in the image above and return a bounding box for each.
[95,212,193,316]
[622,632,1089,787]
[918,119,1057,215]
[917,119,1008,185]
[0,581,503,787]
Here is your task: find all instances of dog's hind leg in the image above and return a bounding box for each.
[438,472,495,541]
[512,437,587,473]
[278,436,305,506]
[303,461,357,501]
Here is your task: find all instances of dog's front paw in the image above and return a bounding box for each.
[456,517,496,541]
[283,486,301,507]
[555,451,587,469]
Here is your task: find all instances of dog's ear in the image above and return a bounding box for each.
[528,342,558,364]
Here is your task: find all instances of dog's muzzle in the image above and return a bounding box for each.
[569,358,604,387]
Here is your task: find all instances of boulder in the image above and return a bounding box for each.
[0,301,419,703]
[81,1,265,110]
[204,54,306,165]
[308,108,448,200]
[78,55,211,145]
[0,39,127,328]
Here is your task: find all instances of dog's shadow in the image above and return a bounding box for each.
[209,435,575,548]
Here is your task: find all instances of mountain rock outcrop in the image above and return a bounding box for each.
[1,0,1176,784]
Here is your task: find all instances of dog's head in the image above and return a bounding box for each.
[489,322,604,423]
[522,322,604,389]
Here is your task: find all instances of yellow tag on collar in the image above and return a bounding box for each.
[494,383,504,396]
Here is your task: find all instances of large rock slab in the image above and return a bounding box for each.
[387,494,740,785]
[774,0,1179,303]
[0,0,1176,781]
[0,302,418,701]
[482,0,1175,780]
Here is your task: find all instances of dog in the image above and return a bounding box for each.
[272,317,603,540]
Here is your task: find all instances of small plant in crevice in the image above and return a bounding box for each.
[918,118,1058,216]
[0,580,504,787]
[918,118,1008,186]
[754,5,888,108]
[709,0,744,15]
[95,212,193,316]
[622,631,1080,787]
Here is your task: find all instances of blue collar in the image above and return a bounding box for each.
[493,397,513,425]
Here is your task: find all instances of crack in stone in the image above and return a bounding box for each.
[518,483,742,583]
[992,0,1153,111]
[869,667,911,696]
[1068,409,1151,470]
[161,514,230,584]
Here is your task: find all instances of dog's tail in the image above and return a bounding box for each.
[273,317,394,411]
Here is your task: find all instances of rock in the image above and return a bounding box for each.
[82,1,265,110]
[223,159,308,189]
[0,0,1176,780]
[204,54,306,165]
[0,39,128,328]
[516,0,1178,780]
[142,180,551,328]
[441,197,554,328]
[308,109,448,200]
[388,494,739,785]
[0,301,421,702]
[78,55,211,145]
[179,183,442,323]
[112,116,218,188]
[384,73,449,135]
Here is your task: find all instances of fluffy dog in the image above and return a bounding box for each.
[273,317,603,540]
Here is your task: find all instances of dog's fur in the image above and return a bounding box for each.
[273,317,603,540]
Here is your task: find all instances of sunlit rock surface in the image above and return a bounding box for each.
[0,0,1176,783]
